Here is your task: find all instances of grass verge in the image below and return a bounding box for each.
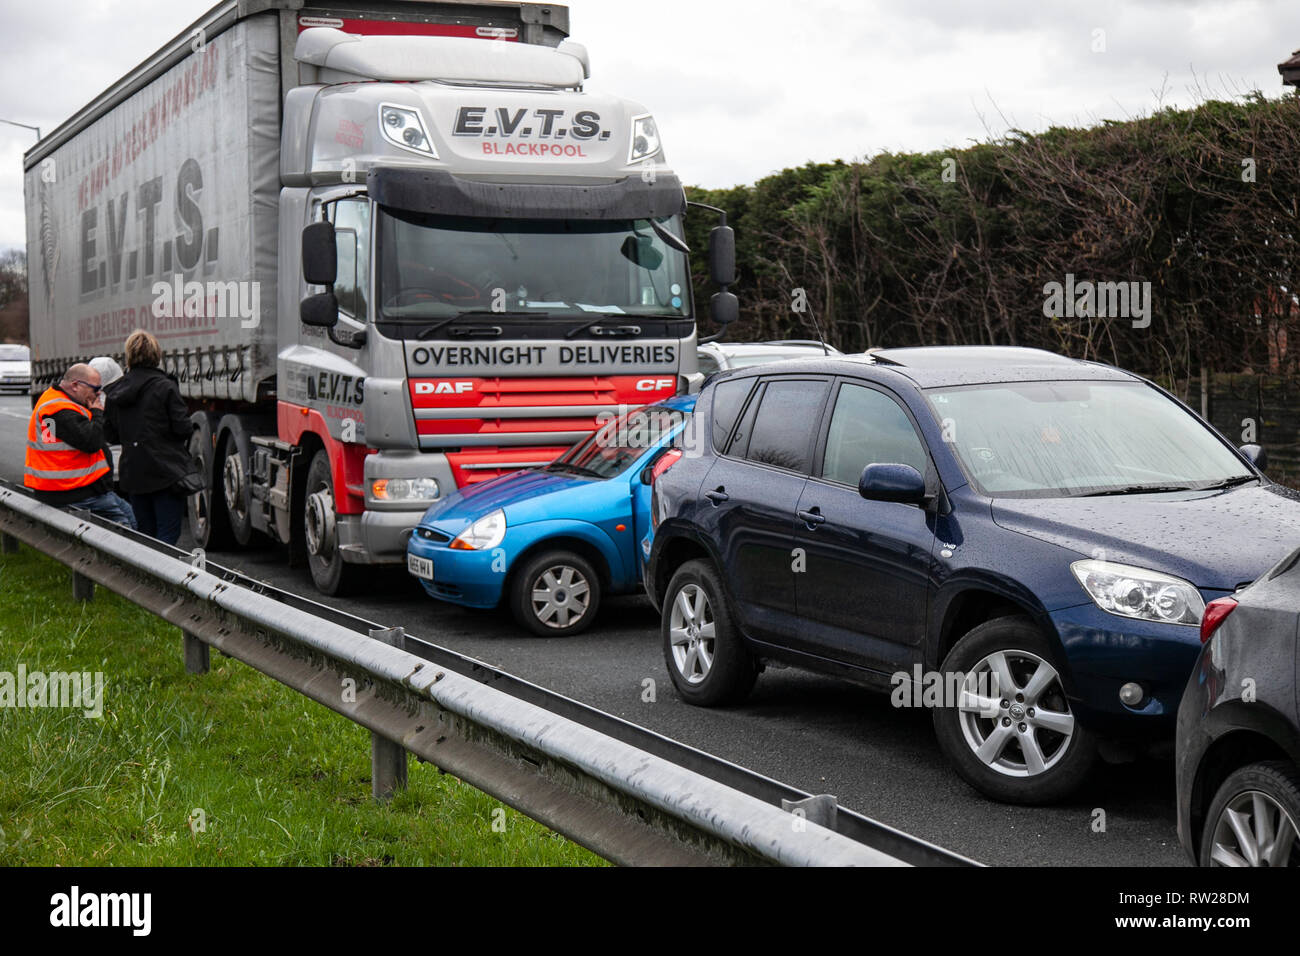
[0,546,604,866]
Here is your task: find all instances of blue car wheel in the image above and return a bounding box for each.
[511,550,602,637]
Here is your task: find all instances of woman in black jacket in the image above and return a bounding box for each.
[104,330,193,544]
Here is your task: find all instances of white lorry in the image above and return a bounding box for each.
[24,0,737,593]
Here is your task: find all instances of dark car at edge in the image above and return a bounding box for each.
[1176,546,1300,866]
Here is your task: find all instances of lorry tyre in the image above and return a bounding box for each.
[511,549,601,637]
[932,616,1096,805]
[221,428,258,547]
[304,448,361,595]
[187,420,233,551]
[661,559,757,706]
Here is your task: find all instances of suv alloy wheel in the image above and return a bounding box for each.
[661,560,757,706]
[932,616,1097,804]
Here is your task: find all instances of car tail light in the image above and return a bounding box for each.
[1199,597,1237,643]
[650,448,682,484]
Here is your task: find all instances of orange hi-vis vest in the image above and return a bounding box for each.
[24,387,110,492]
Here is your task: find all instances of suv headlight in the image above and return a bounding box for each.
[379,103,437,158]
[450,509,506,551]
[372,478,440,501]
[628,113,661,164]
[1070,559,1205,626]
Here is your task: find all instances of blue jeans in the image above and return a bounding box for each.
[129,491,187,545]
[70,491,138,531]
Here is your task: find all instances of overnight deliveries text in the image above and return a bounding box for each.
[409,344,677,367]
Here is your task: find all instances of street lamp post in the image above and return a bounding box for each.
[0,118,41,139]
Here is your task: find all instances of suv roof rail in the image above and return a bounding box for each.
[763,339,837,349]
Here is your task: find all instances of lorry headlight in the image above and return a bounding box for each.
[372,477,440,501]
[628,114,661,164]
[450,509,506,551]
[1070,559,1204,626]
[379,104,437,158]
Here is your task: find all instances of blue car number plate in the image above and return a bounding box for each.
[407,554,433,580]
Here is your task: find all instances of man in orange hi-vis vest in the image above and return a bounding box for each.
[25,363,137,529]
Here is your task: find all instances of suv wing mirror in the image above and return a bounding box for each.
[1239,444,1268,471]
[859,463,927,505]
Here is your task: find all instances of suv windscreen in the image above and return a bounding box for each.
[925,380,1253,497]
[740,378,829,472]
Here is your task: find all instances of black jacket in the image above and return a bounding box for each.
[104,367,193,494]
[31,387,113,507]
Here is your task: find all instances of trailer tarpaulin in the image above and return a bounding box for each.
[24,15,281,402]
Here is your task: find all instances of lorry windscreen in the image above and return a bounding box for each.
[375,208,691,324]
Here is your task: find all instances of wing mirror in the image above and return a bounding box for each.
[1239,444,1268,470]
[302,220,337,286]
[859,463,927,504]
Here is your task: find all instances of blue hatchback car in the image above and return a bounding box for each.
[408,395,696,635]
[643,347,1300,804]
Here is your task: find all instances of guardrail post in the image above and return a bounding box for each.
[183,630,210,674]
[368,626,409,802]
[71,569,94,601]
[1,532,17,554]
[781,794,838,829]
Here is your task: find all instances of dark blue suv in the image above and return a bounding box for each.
[643,346,1300,804]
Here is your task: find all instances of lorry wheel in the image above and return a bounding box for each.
[304,448,361,596]
[932,616,1096,805]
[187,424,232,551]
[221,430,257,547]
[511,550,601,637]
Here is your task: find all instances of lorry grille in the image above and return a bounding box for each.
[409,374,679,485]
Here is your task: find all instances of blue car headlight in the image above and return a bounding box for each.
[1070,559,1205,626]
[450,509,506,551]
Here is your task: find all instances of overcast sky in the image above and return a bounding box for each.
[1,0,1298,252]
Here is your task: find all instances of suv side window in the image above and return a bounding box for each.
[710,378,753,453]
[740,378,830,473]
[821,382,929,486]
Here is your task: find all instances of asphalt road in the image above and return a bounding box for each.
[0,393,1187,866]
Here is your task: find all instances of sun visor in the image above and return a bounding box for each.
[367,167,686,220]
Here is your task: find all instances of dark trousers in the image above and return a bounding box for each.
[129,490,187,545]
[69,491,138,530]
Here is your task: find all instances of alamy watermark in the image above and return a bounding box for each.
[151,273,261,329]
[0,666,104,718]
[891,664,1000,714]
[1042,273,1152,328]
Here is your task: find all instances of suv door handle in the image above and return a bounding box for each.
[705,488,729,505]
[797,508,826,527]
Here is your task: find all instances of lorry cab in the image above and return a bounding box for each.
[274,26,714,592]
